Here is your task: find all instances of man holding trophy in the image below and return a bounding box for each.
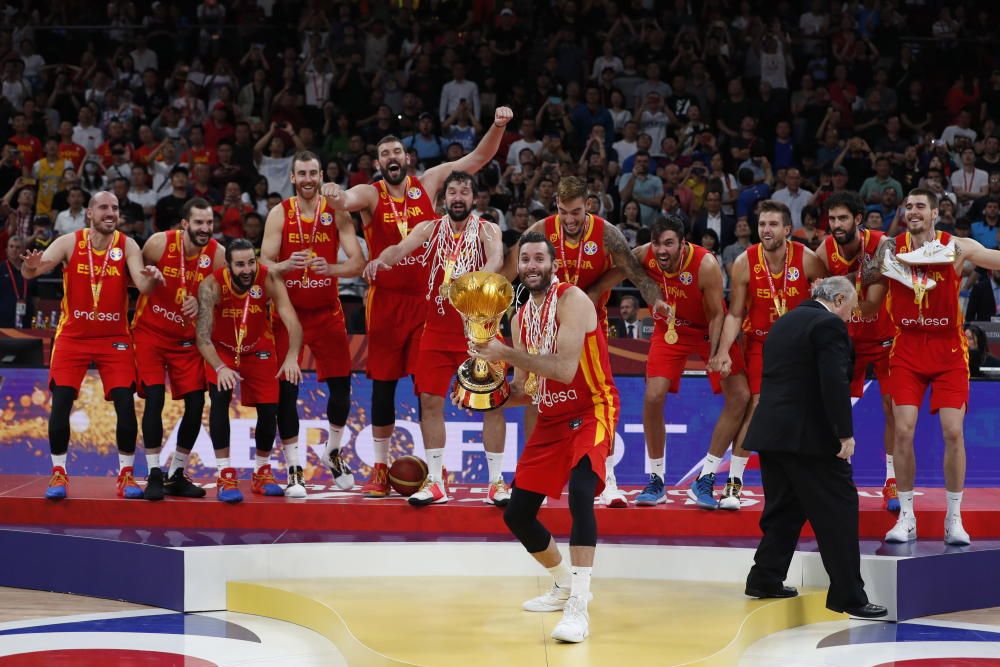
[363,171,507,507]
[863,188,1000,545]
[469,231,619,644]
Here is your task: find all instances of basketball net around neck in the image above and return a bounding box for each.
[421,214,488,315]
[522,279,560,407]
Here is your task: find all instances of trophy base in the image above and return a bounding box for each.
[452,359,510,411]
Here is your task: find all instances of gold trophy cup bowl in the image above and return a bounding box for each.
[448,271,515,411]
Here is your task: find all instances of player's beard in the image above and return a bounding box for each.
[523,265,554,295]
[380,159,406,185]
[761,234,786,252]
[187,227,211,248]
[656,245,683,273]
[233,268,256,292]
[448,199,471,223]
[832,224,857,247]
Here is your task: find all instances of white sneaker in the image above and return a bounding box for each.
[718,477,743,511]
[885,514,917,543]
[522,584,593,612]
[284,465,307,498]
[550,595,590,643]
[484,477,511,506]
[322,448,355,491]
[600,486,629,508]
[896,239,956,265]
[944,514,971,546]
[882,250,939,290]
[407,476,449,506]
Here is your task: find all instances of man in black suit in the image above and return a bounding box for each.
[743,276,886,619]
[691,189,736,249]
[965,268,1000,322]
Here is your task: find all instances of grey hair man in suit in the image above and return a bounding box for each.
[743,276,887,619]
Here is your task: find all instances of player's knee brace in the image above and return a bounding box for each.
[325,376,351,425]
[48,386,76,456]
[255,403,279,453]
[568,457,599,547]
[110,387,138,454]
[276,380,300,439]
[176,391,205,452]
[503,487,551,553]
[371,379,398,427]
[208,386,232,451]
[141,384,166,449]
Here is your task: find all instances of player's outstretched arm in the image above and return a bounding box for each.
[363,219,435,280]
[20,233,72,279]
[956,236,1000,271]
[482,221,504,273]
[603,223,670,318]
[861,236,893,286]
[125,236,165,294]
[421,107,514,196]
[321,182,378,213]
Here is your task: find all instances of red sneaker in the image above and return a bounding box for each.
[116,466,143,499]
[45,466,69,500]
[362,462,390,497]
[251,464,284,496]
[217,467,244,503]
[882,477,900,512]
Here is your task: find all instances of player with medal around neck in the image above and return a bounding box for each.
[133,198,225,501]
[709,200,826,510]
[19,191,166,501]
[321,106,514,500]
[860,188,1000,546]
[260,151,366,498]
[195,239,304,504]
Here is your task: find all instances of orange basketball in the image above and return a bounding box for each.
[388,456,429,496]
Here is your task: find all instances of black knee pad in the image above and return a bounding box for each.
[277,380,300,439]
[568,457,599,547]
[371,379,398,427]
[141,384,166,449]
[48,386,76,456]
[503,486,550,553]
[255,403,278,453]
[110,387,138,454]
[176,390,206,452]
[325,376,351,426]
[208,385,232,451]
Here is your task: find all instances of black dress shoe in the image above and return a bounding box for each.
[745,584,799,599]
[834,603,888,618]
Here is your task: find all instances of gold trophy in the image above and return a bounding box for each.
[448,271,515,411]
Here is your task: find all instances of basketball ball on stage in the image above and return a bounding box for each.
[388,456,428,496]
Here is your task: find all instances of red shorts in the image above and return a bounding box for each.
[274,307,351,381]
[365,286,425,381]
[514,414,611,499]
[413,348,464,397]
[851,339,892,398]
[745,338,766,395]
[49,334,136,400]
[206,343,279,406]
[133,329,206,399]
[888,331,969,413]
[646,330,745,394]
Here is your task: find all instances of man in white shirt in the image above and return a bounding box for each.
[637,92,669,157]
[505,118,543,166]
[612,120,639,166]
[252,122,304,200]
[940,109,977,148]
[72,107,104,156]
[951,147,990,217]
[53,187,87,236]
[771,168,814,229]
[129,34,159,73]
[128,165,158,225]
[438,62,480,122]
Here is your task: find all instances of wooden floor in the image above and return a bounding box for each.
[926,606,1000,626]
[0,586,152,622]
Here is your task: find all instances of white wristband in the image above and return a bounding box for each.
[214,363,228,374]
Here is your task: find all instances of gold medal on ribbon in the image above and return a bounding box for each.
[665,323,678,345]
[772,296,787,317]
[91,284,102,308]
[523,372,539,398]
[397,221,409,239]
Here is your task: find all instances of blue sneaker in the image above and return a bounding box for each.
[45,466,69,500]
[635,473,666,506]
[688,472,718,510]
[217,467,244,504]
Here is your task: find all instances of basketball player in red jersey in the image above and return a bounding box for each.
[196,239,303,504]
[471,231,619,644]
[611,216,751,509]
[815,191,899,512]
[502,176,671,507]
[861,188,1000,545]
[711,200,826,509]
[322,106,513,498]
[261,151,364,498]
[363,171,507,506]
[133,197,224,500]
[20,192,165,500]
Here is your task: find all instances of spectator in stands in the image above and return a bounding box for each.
[964,324,1000,377]
[735,167,770,226]
[154,167,190,232]
[620,151,663,227]
[972,200,1000,250]
[53,187,85,236]
[792,206,825,251]
[723,217,753,275]
[252,122,302,199]
[772,167,813,230]
[610,295,648,340]
[692,188,735,249]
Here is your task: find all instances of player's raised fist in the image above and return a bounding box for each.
[494,106,514,128]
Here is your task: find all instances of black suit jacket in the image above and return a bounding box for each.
[692,212,737,248]
[744,300,854,456]
[965,273,998,322]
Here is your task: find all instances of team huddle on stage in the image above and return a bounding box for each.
[20,106,1000,643]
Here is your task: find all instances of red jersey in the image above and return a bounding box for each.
[544,214,614,321]
[518,283,619,427]
[180,146,217,167]
[277,196,343,311]
[423,217,488,348]
[11,134,41,168]
[133,143,159,166]
[823,230,896,343]
[58,142,87,169]
[132,231,219,339]
[743,241,810,342]
[56,229,130,339]
[643,242,720,338]
[365,176,435,295]
[211,264,272,354]
[97,141,134,168]
[888,231,963,335]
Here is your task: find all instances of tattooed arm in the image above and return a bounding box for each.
[861,236,893,286]
[603,222,671,317]
[195,276,225,371]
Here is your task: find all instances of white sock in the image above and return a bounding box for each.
[146,453,160,472]
[485,451,503,482]
[886,454,895,480]
[701,454,722,477]
[217,457,231,475]
[729,455,749,480]
[650,456,665,480]
[51,453,67,469]
[118,452,135,471]
[323,425,345,459]
[283,441,301,468]
[946,491,963,519]
[570,566,593,601]
[255,454,269,472]
[548,561,572,590]
[426,448,444,481]
[373,436,390,465]
[898,490,915,518]
[169,451,188,477]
